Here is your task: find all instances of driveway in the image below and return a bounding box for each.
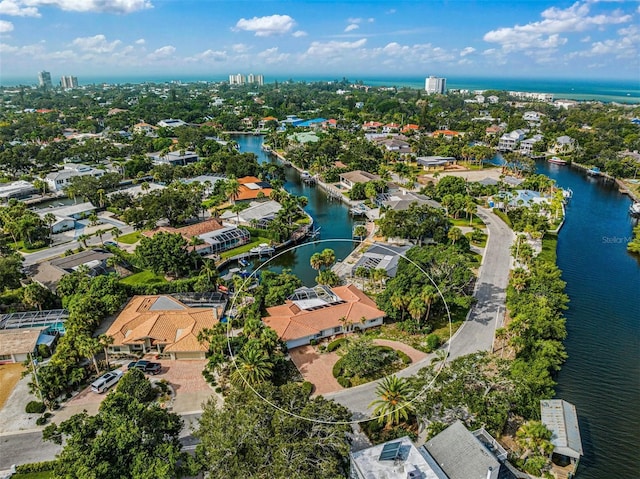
[324,207,514,417]
[289,340,428,396]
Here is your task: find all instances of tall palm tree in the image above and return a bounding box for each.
[516,421,554,459]
[225,178,241,204]
[448,227,463,245]
[369,375,415,428]
[230,347,273,388]
[310,252,324,271]
[420,285,438,323]
[43,213,56,239]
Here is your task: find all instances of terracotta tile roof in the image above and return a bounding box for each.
[106,296,221,353]
[433,129,461,137]
[143,218,224,240]
[235,176,273,201]
[262,284,385,343]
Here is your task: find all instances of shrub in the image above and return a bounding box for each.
[397,351,412,364]
[327,337,347,352]
[15,460,58,473]
[425,334,440,352]
[309,338,318,346]
[300,381,314,396]
[332,357,345,378]
[336,376,351,388]
[37,343,51,359]
[25,401,46,414]
[35,416,48,426]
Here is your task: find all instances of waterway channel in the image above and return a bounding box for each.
[235,134,640,477]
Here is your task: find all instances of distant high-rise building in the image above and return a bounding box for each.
[60,75,78,89]
[425,76,447,95]
[229,73,264,86]
[229,73,246,85]
[38,71,52,89]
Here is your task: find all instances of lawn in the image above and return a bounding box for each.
[539,233,558,263]
[117,231,143,244]
[450,214,486,228]
[12,472,53,479]
[466,231,488,248]
[11,240,50,253]
[219,237,271,259]
[119,270,167,286]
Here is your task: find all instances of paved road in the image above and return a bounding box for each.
[0,412,204,469]
[324,207,514,416]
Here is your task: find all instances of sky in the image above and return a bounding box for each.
[0,0,639,83]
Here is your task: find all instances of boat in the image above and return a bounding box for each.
[238,258,250,267]
[587,166,601,176]
[249,243,276,255]
[629,202,640,216]
[548,156,567,165]
[300,171,312,179]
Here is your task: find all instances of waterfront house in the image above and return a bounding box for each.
[540,399,583,478]
[262,284,385,349]
[552,135,576,154]
[149,150,199,166]
[220,200,282,227]
[0,180,37,202]
[236,176,273,201]
[497,129,527,151]
[348,242,411,279]
[45,164,105,192]
[106,295,225,360]
[339,170,381,190]
[519,134,544,157]
[143,218,250,255]
[417,156,456,170]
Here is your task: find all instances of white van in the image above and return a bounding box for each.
[90,369,124,393]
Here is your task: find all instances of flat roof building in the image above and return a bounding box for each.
[425,76,447,95]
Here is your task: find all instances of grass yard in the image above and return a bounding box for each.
[219,237,271,259]
[117,231,143,244]
[539,233,558,263]
[467,231,488,248]
[11,241,50,253]
[450,214,486,228]
[12,472,54,479]
[119,270,167,286]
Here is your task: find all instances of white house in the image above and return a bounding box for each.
[497,129,527,151]
[45,164,105,192]
[553,135,576,153]
[518,134,544,157]
[0,180,37,201]
[149,150,199,166]
[157,118,187,128]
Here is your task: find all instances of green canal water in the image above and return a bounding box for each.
[235,135,640,477]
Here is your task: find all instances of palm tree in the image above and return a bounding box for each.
[448,227,463,245]
[390,293,410,321]
[230,347,273,388]
[369,375,415,428]
[77,234,90,248]
[96,188,105,208]
[110,227,121,243]
[353,224,368,239]
[225,177,241,204]
[465,197,476,225]
[43,213,56,239]
[420,285,438,323]
[231,203,244,225]
[75,334,102,375]
[98,334,114,369]
[516,421,554,459]
[310,252,324,271]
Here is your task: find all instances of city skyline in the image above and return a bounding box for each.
[0,0,639,82]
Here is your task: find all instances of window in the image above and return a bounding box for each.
[333,326,342,333]
[0,354,12,361]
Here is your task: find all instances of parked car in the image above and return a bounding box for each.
[127,360,162,375]
[103,241,119,248]
[91,369,124,393]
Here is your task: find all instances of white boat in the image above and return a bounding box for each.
[250,243,275,255]
[548,156,567,165]
[629,202,640,216]
[587,167,601,176]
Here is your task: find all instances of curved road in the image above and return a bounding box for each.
[324,207,514,417]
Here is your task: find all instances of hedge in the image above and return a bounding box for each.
[425,333,440,352]
[15,461,58,473]
[332,357,345,378]
[25,401,46,414]
[327,338,347,352]
[336,376,351,388]
[397,350,412,364]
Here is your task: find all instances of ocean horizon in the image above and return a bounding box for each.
[1,74,638,104]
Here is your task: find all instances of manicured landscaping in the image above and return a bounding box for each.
[119,270,167,286]
[116,231,143,244]
[467,231,488,247]
[492,208,512,227]
[11,240,50,253]
[450,215,486,228]
[539,233,558,263]
[12,472,53,478]
[219,237,271,259]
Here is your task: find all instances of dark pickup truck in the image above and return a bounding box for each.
[127,360,162,375]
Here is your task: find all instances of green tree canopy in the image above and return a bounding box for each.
[135,232,196,278]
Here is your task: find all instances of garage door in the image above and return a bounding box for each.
[175,351,205,360]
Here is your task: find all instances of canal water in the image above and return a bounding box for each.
[236,135,640,476]
[536,162,640,478]
[233,135,355,286]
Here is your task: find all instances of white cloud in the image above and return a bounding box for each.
[186,49,227,62]
[484,1,632,52]
[135,38,145,45]
[0,42,18,53]
[305,38,367,57]
[347,17,362,24]
[0,0,40,17]
[147,45,175,60]
[257,46,289,64]
[19,0,152,14]
[580,23,639,58]
[71,34,121,53]
[232,43,250,53]
[292,30,307,37]
[235,14,295,36]
[460,46,476,57]
[0,19,14,32]
[344,24,359,32]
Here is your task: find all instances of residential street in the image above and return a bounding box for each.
[324,207,515,416]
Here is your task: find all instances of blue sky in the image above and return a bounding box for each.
[1,0,639,82]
